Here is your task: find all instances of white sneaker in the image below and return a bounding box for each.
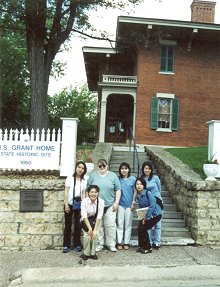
[95,244,103,252]
[109,246,117,252]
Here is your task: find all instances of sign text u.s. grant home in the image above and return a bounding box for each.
[0,118,79,176]
[0,140,60,170]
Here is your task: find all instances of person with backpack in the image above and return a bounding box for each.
[135,177,163,254]
[141,161,163,249]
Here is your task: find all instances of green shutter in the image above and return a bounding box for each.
[150,97,158,129]
[172,98,179,131]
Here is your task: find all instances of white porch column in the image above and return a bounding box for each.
[60,118,79,177]
[207,120,220,177]
[132,101,137,137]
[99,99,107,142]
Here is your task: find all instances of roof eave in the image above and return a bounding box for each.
[117,16,220,31]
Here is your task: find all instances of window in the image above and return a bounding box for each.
[160,45,174,73]
[158,99,171,129]
[150,94,179,132]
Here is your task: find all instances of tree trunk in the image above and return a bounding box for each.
[28,44,50,130]
[25,0,49,130]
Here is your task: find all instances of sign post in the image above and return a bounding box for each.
[60,118,79,177]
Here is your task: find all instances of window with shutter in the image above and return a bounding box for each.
[160,45,174,73]
[150,95,179,132]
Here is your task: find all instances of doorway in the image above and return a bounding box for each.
[105,94,134,144]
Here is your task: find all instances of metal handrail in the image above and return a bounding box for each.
[129,127,140,177]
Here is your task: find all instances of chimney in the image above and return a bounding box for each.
[191,0,216,23]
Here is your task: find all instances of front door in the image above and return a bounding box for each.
[105,94,134,144]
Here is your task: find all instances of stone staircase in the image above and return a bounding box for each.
[110,146,195,246]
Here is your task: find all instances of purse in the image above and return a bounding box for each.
[72,178,82,210]
[81,198,99,232]
[155,196,164,210]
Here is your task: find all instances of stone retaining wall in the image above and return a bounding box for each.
[0,143,114,251]
[146,146,220,245]
[0,178,65,250]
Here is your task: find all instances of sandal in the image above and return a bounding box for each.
[123,245,129,250]
[80,254,89,260]
[117,245,123,250]
[140,248,152,254]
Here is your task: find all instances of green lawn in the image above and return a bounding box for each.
[165,146,208,179]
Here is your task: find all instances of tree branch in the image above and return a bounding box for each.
[72,28,116,49]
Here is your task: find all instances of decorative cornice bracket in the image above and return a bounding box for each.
[188,28,198,51]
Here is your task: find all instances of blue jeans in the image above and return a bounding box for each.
[148,219,162,246]
[138,215,162,250]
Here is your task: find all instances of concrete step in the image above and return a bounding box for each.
[130,237,195,246]
[131,227,191,237]
[110,148,194,246]
[161,197,173,204]
[132,218,185,228]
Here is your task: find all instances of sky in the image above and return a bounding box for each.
[48,0,220,95]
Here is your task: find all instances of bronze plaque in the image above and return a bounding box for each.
[20,190,43,212]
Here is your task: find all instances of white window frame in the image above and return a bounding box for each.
[156,93,175,132]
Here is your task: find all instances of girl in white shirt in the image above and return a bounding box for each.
[80,185,104,260]
[63,161,87,253]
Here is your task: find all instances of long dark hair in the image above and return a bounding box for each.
[73,161,87,179]
[118,162,131,178]
[141,161,153,181]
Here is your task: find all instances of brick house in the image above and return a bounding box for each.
[83,0,220,147]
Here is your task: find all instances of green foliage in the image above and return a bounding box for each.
[0,14,30,128]
[1,0,143,129]
[165,146,208,179]
[48,84,97,144]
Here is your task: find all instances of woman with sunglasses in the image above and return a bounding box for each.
[87,159,121,252]
[116,162,136,250]
[63,161,87,253]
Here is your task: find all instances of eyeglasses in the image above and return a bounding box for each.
[98,164,106,169]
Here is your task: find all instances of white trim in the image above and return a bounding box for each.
[156,93,175,99]
[118,16,220,31]
[159,72,175,75]
[156,128,172,133]
[159,40,177,45]
[82,47,117,54]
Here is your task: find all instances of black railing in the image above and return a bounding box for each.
[129,127,140,177]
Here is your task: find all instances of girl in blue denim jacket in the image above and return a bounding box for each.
[135,177,162,254]
[141,161,162,249]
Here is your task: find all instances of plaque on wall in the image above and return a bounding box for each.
[20,190,43,212]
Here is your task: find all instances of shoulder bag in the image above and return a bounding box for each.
[81,198,99,232]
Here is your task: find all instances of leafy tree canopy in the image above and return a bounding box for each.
[0,0,143,130]
[48,84,97,143]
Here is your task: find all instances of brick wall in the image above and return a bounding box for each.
[135,40,220,147]
[191,0,216,23]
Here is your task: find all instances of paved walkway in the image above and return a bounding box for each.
[1,245,220,286]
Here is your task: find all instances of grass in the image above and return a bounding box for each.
[165,146,208,179]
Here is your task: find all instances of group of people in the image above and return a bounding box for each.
[62,158,163,260]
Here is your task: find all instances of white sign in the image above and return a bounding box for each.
[0,141,60,170]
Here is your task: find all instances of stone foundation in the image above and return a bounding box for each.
[0,178,65,250]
